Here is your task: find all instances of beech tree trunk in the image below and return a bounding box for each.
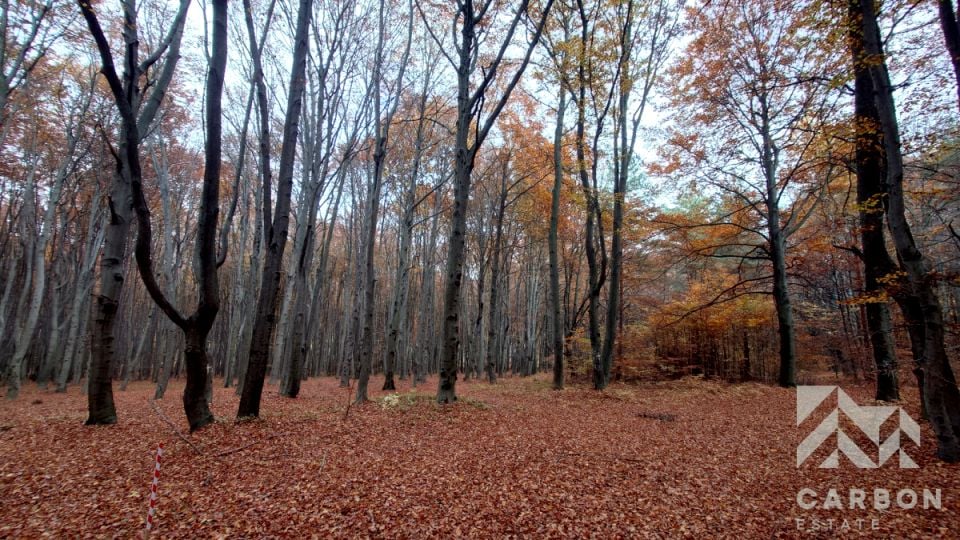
[78,0,191,425]
[573,0,607,390]
[356,0,411,403]
[858,0,960,461]
[433,0,554,403]
[415,184,444,385]
[56,202,104,392]
[6,131,76,398]
[549,84,566,390]
[846,5,900,401]
[755,88,797,388]
[86,168,131,423]
[384,73,431,390]
[238,0,313,418]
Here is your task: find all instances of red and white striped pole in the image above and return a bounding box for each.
[145,443,163,536]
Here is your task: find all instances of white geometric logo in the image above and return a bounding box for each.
[797,386,920,469]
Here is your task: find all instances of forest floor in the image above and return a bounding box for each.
[0,373,957,539]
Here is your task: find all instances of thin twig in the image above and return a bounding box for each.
[558,450,645,464]
[148,399,203,456]
[637,411,677,422]
[214,433,281,458]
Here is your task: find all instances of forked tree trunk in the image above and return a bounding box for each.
[79,0,191,425]
[574,0,605,390]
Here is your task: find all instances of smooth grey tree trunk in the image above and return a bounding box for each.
[6,143,73,398]
[485,161,511,384]
[56,205,104,392]
[413,183,444,385]
[150,138,182,400]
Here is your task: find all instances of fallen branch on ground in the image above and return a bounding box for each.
[214,432,282,458]
[148,399,203,456]
[637,411,677,422]
[557,450,645,464]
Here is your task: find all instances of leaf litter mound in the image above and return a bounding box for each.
[0,375,957,538]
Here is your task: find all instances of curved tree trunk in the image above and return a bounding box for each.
[78,0,191,425]
[858,0,960,461]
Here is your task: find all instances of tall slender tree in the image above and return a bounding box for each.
[238,0,314,419]
[355,0,413,403]
[418,0,555,403]
[663,0,839,388]
[844,0,900,401]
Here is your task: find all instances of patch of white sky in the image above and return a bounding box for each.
[517,29,687,212]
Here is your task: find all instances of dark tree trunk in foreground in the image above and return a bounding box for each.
[77,0,190,425]
[178,0,227,430]
[238,0,313,419]
[138,0,226,431]
[434,0,554,403]
[846,2,900,401]
[858,0,960,461]
[549,87,566,391]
